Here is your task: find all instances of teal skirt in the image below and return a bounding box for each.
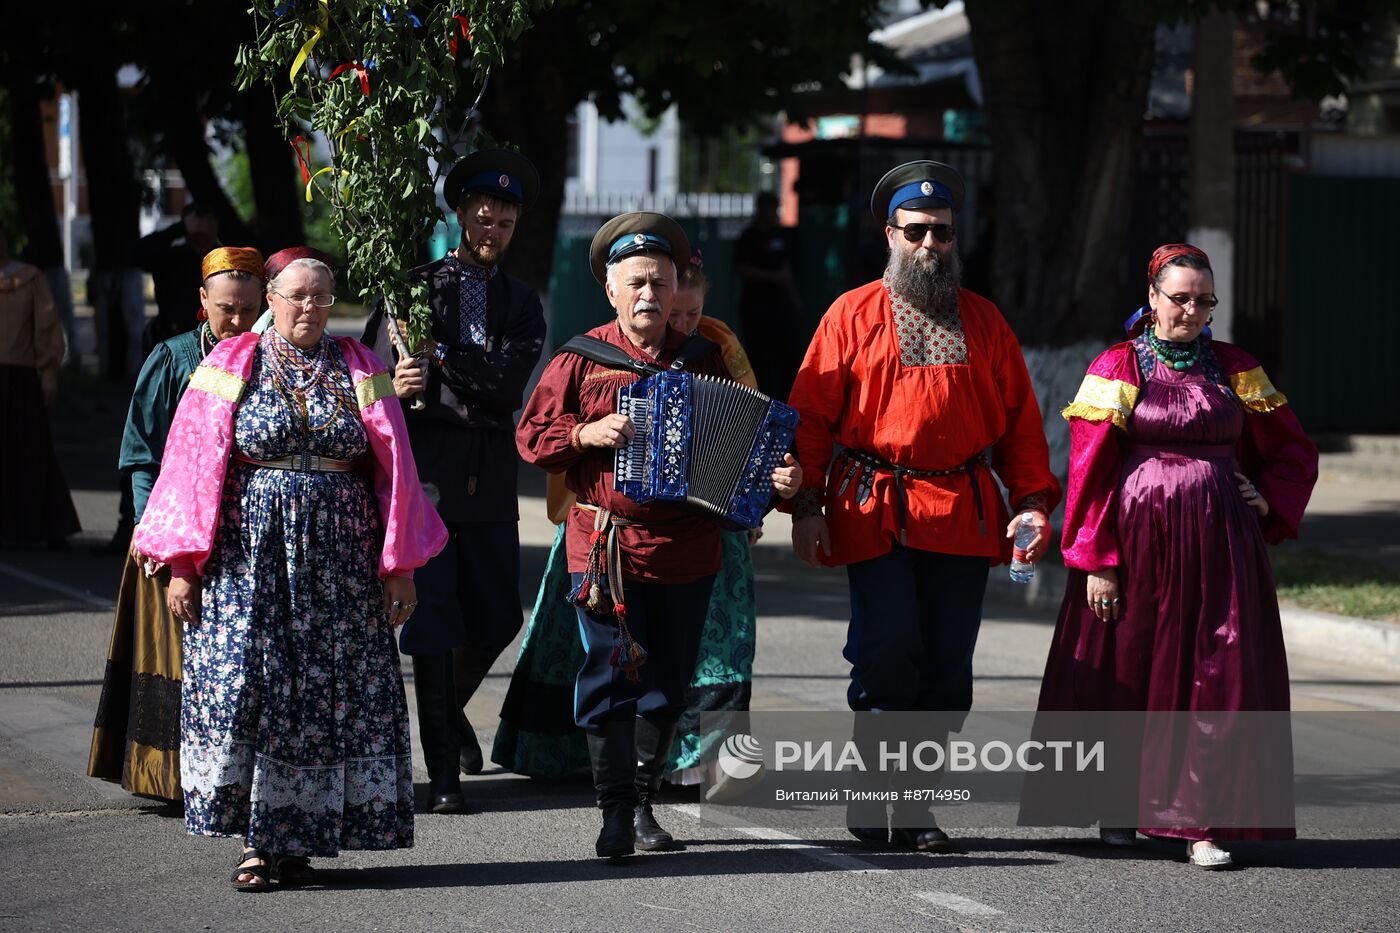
[491,525,756,779]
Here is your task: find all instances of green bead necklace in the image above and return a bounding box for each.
[1147,329,1199,371]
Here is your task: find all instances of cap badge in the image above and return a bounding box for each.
[633,233,647,245]
[498,174,510,187]
[920,181,934,196]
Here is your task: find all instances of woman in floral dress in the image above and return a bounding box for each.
[134,257,446,890]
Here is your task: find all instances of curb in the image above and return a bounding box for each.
[986,563,1400,676]
[1278,605,1400,675]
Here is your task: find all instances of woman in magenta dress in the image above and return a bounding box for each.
[1037,244,1318,869]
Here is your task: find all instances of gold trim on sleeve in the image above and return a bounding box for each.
[354,372,396,409]
[188,365,246,403]
[1061,374,1139,430]
[1228,366,1289,412]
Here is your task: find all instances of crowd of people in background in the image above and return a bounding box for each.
[0,149,1318,887]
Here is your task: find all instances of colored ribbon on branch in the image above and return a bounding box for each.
[449,14,471,57]
[289,136,314,187]
[381,3,422,27]
[289,0,330,82]
[328,60,371,96]
[305,165,348,203]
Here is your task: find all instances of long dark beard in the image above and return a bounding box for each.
[886,244,962,314]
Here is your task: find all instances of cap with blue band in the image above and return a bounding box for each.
[608,232,673,265]
[887,179,955,218]
[462,170,523,203]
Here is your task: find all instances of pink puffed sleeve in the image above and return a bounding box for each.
[1059,343,1140,571]
[341,338,448,578]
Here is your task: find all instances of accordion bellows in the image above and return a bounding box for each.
[615,371,799,529]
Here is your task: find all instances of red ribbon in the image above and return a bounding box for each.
[328,61,371,96]
[289,136,313,186]
[449,14,471,57]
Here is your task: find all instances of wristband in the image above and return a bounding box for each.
[570,421,586,452]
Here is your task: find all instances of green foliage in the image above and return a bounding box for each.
[218,145,345,274]
[236,0,544,342]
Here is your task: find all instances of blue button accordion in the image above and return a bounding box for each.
[614,371,799,529]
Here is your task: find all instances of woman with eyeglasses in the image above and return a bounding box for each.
[1035,243,1318,869]
[133,255,447,890]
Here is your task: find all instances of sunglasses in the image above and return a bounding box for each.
[889,222,955,244]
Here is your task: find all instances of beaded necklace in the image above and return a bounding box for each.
[1146,328,1199,371]
[264,330,340,433]
[198,321,219,358]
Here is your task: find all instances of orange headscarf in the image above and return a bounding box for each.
[201,247,265,281]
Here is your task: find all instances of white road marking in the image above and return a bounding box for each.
[0,561,115,611]
[914,891,1003,916]
[667,802,891,873]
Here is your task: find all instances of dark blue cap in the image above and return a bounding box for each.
[462,170,524,204]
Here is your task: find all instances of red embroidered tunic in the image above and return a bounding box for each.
[516,321,732,584]
[786,281,1061,567]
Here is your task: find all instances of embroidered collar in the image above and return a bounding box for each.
[444,251,499,282]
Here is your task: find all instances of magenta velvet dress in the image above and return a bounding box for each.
[1038,338,1318,841]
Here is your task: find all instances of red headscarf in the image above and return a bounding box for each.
[1147,243,1211,282]
[263,246,335,284]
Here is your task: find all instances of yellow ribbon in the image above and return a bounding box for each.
[289,0,330,83]
[336,118,359,141]
[305,165,348,203]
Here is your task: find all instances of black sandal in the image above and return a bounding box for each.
[230,849,272,892]
[275,853,315,887]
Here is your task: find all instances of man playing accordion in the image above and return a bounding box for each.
[517,212,801,859]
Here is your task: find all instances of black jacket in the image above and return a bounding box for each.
[362,256,546,521]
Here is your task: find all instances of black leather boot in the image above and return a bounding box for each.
[633,718,681,851]
[586,720,638,858]
[453,642,502,775]
[411,653,468,814]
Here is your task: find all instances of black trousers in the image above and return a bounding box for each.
[404,521,522,792]
[844,544,989,716]
[570,573,715,732]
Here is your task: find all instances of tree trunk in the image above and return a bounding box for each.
[964,0,1157,346]
[242,86,305,254]
[5,76,65,268]
[479,12,579,297]
[77,69,141,272]
[155,91,255,245]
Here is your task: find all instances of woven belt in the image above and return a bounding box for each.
[571,502,647,680]
[233,452,359,473]
[839,448,991,545]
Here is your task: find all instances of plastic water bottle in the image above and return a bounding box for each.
[1009,512,1036,583]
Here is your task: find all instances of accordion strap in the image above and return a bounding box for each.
[553,333,720,375]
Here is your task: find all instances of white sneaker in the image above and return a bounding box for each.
[1187,841,1233,869]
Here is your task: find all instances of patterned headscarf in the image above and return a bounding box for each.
[1147,243,1211,283]
[201,246,264,281]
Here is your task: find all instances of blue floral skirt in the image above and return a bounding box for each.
[180,462,414,856]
